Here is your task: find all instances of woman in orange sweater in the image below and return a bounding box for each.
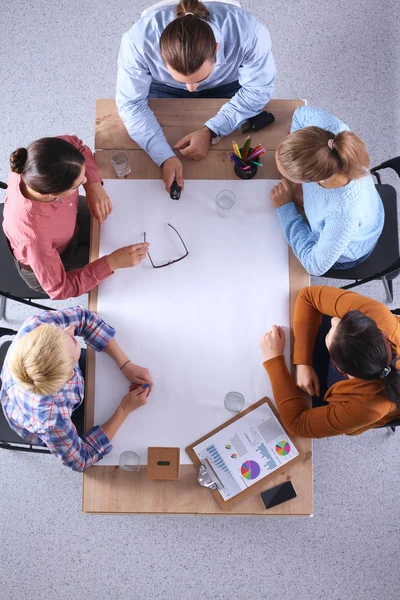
[260,286,400,438]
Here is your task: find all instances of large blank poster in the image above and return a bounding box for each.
[93,179,289,465]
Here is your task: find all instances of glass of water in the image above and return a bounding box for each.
[110,147,131,178]
[119,451,140,472]
[224,391,245,413]
[215,189,236,218]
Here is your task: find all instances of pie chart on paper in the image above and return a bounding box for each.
[241,460,261,480]
[276,441,291,456]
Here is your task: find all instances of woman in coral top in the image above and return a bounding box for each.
[3,136,149,300]
[260,286,400,438]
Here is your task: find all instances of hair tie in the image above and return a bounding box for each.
[327,139,335,150]
[185,12,194,15]
[379,366,391,378]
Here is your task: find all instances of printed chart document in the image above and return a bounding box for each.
[193,403,298,501]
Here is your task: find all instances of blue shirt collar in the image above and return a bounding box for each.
[208,21,225,66]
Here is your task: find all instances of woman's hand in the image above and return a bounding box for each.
[106,242,150,271]
[162,156,184,194]
[259,326,286,362]
[120,384,150,415]
[271,178,293,208]
[121,362,153,393]
[295,365,320,397]
[85,182,112,224]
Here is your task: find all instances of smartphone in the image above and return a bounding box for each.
[260,481,297,509]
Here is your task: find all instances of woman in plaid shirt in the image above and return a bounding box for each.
[0,307,152,472]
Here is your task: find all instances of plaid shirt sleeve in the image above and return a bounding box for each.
[20,307,115,352]
[41,406,112,472]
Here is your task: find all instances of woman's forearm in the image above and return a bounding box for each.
[103,338,129,369]
[101,403,129,441]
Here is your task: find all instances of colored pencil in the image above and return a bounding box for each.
[246,144,265,155]
[232,140,242,159]
[251,161,263,167]
[242,136,251,160]
[229,153,250,170]
[246,148,266,162]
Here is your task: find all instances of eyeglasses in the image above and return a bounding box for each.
[143,223,189,268]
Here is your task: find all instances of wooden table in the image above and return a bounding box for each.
[83,98,312,515]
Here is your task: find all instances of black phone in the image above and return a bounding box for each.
[242,111,275,133]
[260,481,297,509]
[170,180,182,200]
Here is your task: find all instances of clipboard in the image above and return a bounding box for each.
[186,397,299,509]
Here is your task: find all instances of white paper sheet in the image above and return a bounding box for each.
[193,403,299,501]
[93,179,290,465]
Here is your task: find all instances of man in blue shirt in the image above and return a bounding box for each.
[116,1,276,193]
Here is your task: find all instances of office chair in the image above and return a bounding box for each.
[0,325,88,453]
[0,327,51,453]
[0,181,54,319]
[323,157,400,303]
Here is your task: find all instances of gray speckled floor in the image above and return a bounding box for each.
[1,1,400,599]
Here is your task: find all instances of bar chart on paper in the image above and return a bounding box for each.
[207,445,230,472]
[196,444,242,501]
[256,443,278,471]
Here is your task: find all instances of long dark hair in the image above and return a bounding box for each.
[330,311,400,406]
[10,137,85,195]
[160,0,216,75]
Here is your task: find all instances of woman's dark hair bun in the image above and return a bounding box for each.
[10,147,28,174]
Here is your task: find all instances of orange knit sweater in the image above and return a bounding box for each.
[264,286,400,438]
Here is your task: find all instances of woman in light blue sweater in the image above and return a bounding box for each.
[271,106,384,276]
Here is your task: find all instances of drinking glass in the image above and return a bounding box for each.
[110,147,131,177]
[119,451,140,472]
[215,189,236,218]
[224,391,245,413]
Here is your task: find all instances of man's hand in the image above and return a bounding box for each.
[162,156,184,194]
[85,182,112,224]
[271,178,293,208]
[121,362,153,393]
[295,365,320,397]
[259,326,286,362]
[174,127,211,161]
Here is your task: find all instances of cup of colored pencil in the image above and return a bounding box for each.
[229,137,265,180]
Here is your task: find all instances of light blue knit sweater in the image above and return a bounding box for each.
[276,106,384,276]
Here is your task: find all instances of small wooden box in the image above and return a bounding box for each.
[147,447,180,481]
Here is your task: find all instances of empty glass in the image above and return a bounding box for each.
[110,147,131,177]
[224,391,245,413]
[215,189,236,218]
[119,451,140,472]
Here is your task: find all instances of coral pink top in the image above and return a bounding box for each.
[3,135,112,300]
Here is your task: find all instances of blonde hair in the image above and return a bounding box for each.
[8,324,75,396]
[277,126,371,182]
